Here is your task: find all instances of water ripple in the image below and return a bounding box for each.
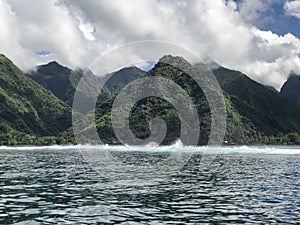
[0,149,299,224]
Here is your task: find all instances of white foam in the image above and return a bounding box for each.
[0,143,300,154]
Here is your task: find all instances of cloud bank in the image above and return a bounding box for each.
[0,0,300,89]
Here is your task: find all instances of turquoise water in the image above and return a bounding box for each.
[0,146,299,224]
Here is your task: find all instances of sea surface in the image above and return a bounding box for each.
[0,145,299,224]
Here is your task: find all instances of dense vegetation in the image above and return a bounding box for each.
[0,54,72,138]
[92,56,300,145]
[1,54,300,146]
[26,61,81,106]
[27,63,145,106]
[213,67,300,135]
[103,67,146,95]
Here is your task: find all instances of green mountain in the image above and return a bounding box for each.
[27,63,145,108]
[212,67,300,136]
[88,55,298,145]
[0,54,72,144]
[1,54,300,146]
[280,72,300,108]
[102,67,146,94]
[27,61,80,106]
[95,67,146,106]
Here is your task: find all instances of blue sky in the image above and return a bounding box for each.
[140,61,157,72]
[36,50,51,57]
[235,0,300,38]
[266,4,300,38]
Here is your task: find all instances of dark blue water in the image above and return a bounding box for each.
[0,148,299,224]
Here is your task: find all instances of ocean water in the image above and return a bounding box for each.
[0,145,299,224]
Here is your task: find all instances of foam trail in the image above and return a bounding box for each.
[0,144,299,154]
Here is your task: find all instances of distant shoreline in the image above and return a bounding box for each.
[1,144,300,149]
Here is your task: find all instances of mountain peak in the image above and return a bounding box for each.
[158,55,220,71]
[116,66,143,73]
[102,66,146,94]
[288,71,299,79]
[41,61,67,69]
[156,55,194,72]
[280,74,300,108]
[35,61,71,76]
[26,60,76,105]
[158,55,189,64]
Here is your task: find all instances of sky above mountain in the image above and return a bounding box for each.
[0,0,300,89]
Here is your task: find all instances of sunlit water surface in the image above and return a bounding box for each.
[0,145,299,224]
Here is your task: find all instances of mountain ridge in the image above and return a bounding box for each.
[0,54,72,144]
[1,54,300,145]
[90,55,300,145]
[26,61,80,106]
[280,73,300,109]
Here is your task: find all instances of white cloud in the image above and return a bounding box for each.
[79,21,96,41]
[240,29,300,88]
[0,0,299,89]
[0,0,99,70]
[0,0,37,70]
[238,0,269,24]
[285,0,300,18]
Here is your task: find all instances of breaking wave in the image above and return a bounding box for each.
[0,141,300,154]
